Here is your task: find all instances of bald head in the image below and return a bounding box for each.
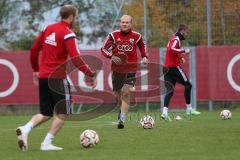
[120,15,132,33]
[120,15,132,23]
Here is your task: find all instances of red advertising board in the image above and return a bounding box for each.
[0,51,38,104]
[196,46,240,100]
[0,49,161,105]
[1,46,239,106]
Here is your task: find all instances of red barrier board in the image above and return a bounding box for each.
[196,46,240,100]
[0,49,161,105]
[1,46,239,107]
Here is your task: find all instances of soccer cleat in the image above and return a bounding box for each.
[186,109,201,115]
[161,113,172,122]
[16,127,29,151]
[40,143,63,151]
[117,120,124,129]
[161,113,168,120]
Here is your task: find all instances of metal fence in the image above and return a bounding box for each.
[0,0,239,50]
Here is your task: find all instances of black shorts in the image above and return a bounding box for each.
[163,66,190,86]
[39,78,71,117]
[112,72,136,91]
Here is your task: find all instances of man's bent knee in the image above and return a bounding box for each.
[37,113,51,120]
[56,114,67,121]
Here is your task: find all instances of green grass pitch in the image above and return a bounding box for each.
[0,111,239,160]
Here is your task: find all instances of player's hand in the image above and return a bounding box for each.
[85,67,96,77]
[84,75,97,88]
[33,72,39,86]
[141,57,148,65]
[184,48,191,54]
[181,58,186,64]
[111,55,122,65]
[85,68,97,88]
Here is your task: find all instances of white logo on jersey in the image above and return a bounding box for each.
[45,33,57,46]
[117,44,133,51]
[130,38,134,44]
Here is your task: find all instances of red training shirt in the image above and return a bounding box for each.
[164,35,185,67]
[30,21,89,79]
[101,29,147,73]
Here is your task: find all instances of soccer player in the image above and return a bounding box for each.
[16,5,96,151]
[101,15,148,129]
[161,24,201,120]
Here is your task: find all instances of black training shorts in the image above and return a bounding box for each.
[39,78,71,117]
[163,66,190,86]
[112,72,136,91]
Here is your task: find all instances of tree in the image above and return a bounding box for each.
[211,0,240,45]
[0,0,119,50]
[123,0,170,47]
[1,0,239,50]
[123,0,240,47]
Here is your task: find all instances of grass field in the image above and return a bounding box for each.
[0,111,239,160]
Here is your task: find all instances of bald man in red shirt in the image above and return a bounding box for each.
[101,15,148,129]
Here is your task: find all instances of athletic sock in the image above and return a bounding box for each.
[22,121,33,133]
[120,112,127,122]
[42,133,54,145]
[186,104,192,111]
[162,107,168,115]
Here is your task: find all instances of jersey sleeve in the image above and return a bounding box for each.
[101,34,114,58]
[64,34,89,74]
[136,35,148,58]
[30,31,44,72]
[170,39,185,54]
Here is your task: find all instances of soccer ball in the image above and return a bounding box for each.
[80,129,99,148]
[140,115,155,129]
[220,110,232,120]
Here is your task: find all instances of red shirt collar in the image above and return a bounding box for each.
[120,29,132,34]
[60,20,70,28]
